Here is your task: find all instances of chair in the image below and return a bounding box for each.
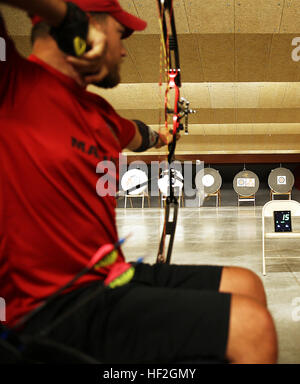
[238,193,256,206]
[0,323,22,364]
[160,186,184,208]
[201,190,221,207]
[270,189,292,200]
[124,189,150,208]
[0,322,100,364]
[262,200,300,275]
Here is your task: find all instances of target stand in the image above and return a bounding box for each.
[124,191,150,209]
[268,167,294,201]
[237,193,256,206]
[270,190,292,200]
[205,189,221,207]
[233,169,259,207]
[195,168,222,207]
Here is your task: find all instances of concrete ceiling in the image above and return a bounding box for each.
[2,0,300,156]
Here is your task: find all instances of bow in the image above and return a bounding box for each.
[156,0,195,264]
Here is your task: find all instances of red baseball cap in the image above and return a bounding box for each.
[31,0,147,38]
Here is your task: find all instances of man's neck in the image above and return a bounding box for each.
[32,37,86,87]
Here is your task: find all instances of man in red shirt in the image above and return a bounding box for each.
[0,0,278,363]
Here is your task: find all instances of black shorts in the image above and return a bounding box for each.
[22,263,231,363]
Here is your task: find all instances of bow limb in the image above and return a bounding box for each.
[156,0,180,264]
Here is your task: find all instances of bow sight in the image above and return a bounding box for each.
[166,97,196,135]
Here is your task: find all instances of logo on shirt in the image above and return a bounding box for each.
[71,136,100,159]
[0,37,6,62]
[71,136,117,165]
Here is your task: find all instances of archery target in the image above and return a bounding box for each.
[158,170,183,196]
[268,167,294,193]
[277,176,286,184]
[121,169,148,195]
[195,168,222,195]
[203,174,214,187]
[233,170,259,196]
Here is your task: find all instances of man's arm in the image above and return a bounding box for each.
[0,0,107,81]
[126,120,169,152]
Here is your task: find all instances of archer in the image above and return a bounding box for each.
[0,0,277,364]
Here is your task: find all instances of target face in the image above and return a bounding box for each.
[268,168,294,193]
[237,178,255,188]
[277,176,286,185]
[233,170,259,196]
[158,170,183,196]
[195,168,222,194]
[202,174,215,187]
[121,169,148,195]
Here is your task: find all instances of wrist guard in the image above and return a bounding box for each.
[133,120,159,152]
[50,2,89,57]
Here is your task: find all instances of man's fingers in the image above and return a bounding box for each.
[83,68,108,84]
[160,133,168,145]
[66,56,92,68]
[66,57,100,75]
[66,20,107,80]
[85,20,107,59]
[83,37,106,59]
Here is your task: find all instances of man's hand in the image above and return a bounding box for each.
[155,131,181,149]
[128,121,181,152]
[65,17,108,85]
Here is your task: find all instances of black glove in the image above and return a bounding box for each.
[50,2,89,57]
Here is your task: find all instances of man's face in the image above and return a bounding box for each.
[93,15,127,88]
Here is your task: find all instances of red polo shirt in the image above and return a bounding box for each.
[0,14,135,326]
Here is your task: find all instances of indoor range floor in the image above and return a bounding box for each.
[116,185,300,364]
